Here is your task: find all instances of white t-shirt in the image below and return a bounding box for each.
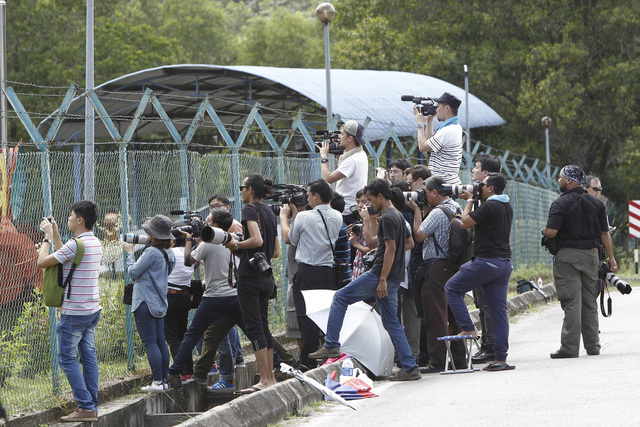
[427,124,463,185]
[167,246,195,289]
[53,232,103,316]
[335,149,369,214]
[190,242,237,298]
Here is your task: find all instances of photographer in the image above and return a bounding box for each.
[376,158,411,185]
[407,176,467,373]
[349,189,372,279]
[415,92,463,185]
[310,179,420,381]
[319,120,369,222]
[279,179,344,370]
[469,153,501,364]
[542,165,616,359]
[224,173,280,393]
[444,173,515,371]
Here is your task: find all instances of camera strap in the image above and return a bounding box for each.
[228,254,238,288]
[317,209,338,262]
[599,279,612,317]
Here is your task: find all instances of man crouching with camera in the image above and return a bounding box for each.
[279,179,343,371]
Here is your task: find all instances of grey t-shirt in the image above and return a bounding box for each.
[191,242,237,298]
[370,207,409,283]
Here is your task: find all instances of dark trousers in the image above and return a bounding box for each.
[422,260,466,367]
[164,293,193,375]
[409,251,429,364]
[237,275,275,351]
[293,264,339,370]
[169,296,245,376]
[473,286,495,352]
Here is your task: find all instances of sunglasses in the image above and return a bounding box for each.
[589,186,603,192]
[239,185,248,191]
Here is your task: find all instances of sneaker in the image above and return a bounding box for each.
[181,374,195,384]
[308,346,341,359]
[193,375,208,385]
[60,408,98,422]
[235,356,246,368]
[141,381,165,392]
[210,363,218,374]
[208,379,235,392]
[389,367,421,382]
[167,373,183,389]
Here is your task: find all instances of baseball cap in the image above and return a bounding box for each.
[433,92,462,110]
[342,120,366,146]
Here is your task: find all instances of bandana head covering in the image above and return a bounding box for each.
[560,165,586,185]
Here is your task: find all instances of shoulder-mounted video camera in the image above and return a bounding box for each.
[314,130,344,155]
[266,184,308,216]
[401,95,437,116]
[170,210,204,238]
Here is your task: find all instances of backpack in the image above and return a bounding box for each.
[432,206,473,270]
[42,237,85,307]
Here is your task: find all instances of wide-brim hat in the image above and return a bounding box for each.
[142,215,175,240]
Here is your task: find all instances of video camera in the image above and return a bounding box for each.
[401,95,437,116]
[266,184,308,215]
[314,130,344,155]
[598,262,632,295]
[440,183,484,201]
[170,210,205,238]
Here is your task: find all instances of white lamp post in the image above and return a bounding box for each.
[541,116,552,179]
[316,3,336,127]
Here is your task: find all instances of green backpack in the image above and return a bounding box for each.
[42,238,85,307]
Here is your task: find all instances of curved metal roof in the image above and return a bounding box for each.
[40,64,505,143]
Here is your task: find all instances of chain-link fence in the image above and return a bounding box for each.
[0,148,558,416]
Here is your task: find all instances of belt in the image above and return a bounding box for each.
[168,288,190,295]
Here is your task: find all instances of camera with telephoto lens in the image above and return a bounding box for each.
[123,233,149,245]
[170,210,204,237]
[314,130,344,155]
[351,221,363,236]
[441,182,484,201]
[200,226,244,245]
[401,95,437,116]
[598,262,632,295]
[403,189,428,207]
[249,251,271,273]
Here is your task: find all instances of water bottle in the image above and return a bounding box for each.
[341,356,354,384]
[538,276,543,287]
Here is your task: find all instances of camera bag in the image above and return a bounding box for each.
[43,237,84,307]
[318,209,351,288]
[432,206,473,270]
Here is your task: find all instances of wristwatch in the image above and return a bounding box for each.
[417,123,424,128]
[233,243,239,252]
[321,158,329,163]
[43,238,52,244]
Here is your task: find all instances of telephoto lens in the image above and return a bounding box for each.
[123,234,149,245]
[200,226,234,245]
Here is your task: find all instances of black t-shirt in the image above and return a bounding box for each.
[370,207,408,283]
[546,187,608,249]
[468,199,512,258]
[238,203,278,279]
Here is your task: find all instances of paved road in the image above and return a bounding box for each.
[285,291,640,427]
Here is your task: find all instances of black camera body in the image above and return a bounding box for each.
[401,95,437,116]
[598,262,632,295]
[351,221,363,236]
[314,130,344,155]
[403,189,428,207]
[170,210,204,237]
[249,251,271,273]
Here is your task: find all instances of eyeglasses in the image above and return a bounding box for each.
[210,203,225,209]
[589,186,603,192]
[239,185,248,191]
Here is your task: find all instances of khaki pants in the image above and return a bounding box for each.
[553,247,601,354]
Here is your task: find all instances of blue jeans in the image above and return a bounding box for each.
[228,325,243,359]
[445,257,513,361]
[324,271,418,371]
[134,302,170,382]
[56,311,101,411]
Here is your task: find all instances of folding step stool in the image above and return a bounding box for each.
[437,335,481,374]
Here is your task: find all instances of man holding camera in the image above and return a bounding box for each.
[310,179,420,381]
[542,165,616,359]
[407,176,467,372]
[319,120,369,222]
[469,154,501,364]
[280,179,343,371]
[415,92,463,185]
[445,173,515,371]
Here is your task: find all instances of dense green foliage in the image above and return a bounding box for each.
[5,0,639,204]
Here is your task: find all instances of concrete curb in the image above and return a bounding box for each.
[177,362,341,427]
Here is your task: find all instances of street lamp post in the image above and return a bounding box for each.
[541,116,552,179]
[316,3,336,127]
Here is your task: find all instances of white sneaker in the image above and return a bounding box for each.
[141,382,165,392]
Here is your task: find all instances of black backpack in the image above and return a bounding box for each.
[433,206,473,270]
